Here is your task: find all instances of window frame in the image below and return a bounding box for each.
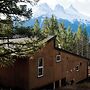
[76,65,79,71]
[56,55,61,62]
[37,57,44,78]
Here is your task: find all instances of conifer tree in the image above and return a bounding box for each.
[76,24,83,55]
[33,19,40,37]
[57,22,67,49]
[0,0,39,19]
[42,17,50,36]
[82,25,89,57]
[49,15,59,35]
[66,26,74,52]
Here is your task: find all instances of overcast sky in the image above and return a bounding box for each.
[37,0,90,17]
[1,0,90,21]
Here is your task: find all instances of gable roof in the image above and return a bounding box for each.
[39,35,55,44]
[0,36,55,44]
[0,35,89,61]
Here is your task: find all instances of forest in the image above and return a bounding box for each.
[0,0,90,67]
[14,15,90,58]
[0,15,90,67]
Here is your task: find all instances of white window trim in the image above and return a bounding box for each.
[38,67,44,78]
[56,55,61,62]
[37,57,44,78]
[76,65,79,72]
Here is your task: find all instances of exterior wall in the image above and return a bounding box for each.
[0,66,15,87]
[53,50,65,81]
[28,38,88,89]
[29,38,65,89]
[0,37,88,90]
[0,57,29,90]
[14,57,29,90]
[29,38,55,89]
[61,51,88,83]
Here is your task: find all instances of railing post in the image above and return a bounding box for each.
[53,82,55,90]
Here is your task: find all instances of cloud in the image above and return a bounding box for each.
[10,0,90,23]
[38,0,58,10]
[72,0,90,17]
[37,0,90,18]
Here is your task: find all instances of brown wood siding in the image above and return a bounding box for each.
[29,38,88,89]
[29,39,55,89]
[53,50,65,81]
[14,58,29,90]
[0,37,88,90]
[0,57,29,90]
[61,51,88,83]
[0,66,15,87]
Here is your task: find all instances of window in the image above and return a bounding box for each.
[38,58,44,77]
[56,55,61,62]
[76,65,79,71]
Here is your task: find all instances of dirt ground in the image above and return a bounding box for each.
[56,77,90,90]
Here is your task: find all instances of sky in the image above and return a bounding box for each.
[1,0,90,20]
[37,0,90,17]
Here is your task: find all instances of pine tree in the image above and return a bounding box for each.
[76,24,83,55]
[82,25,89,58]
[0,0,39,19]
[49,15,59,35]
[33,19,40,37]
[57,22,67,49]
[66,26,74,52]
[0,16,13,47]
[42,17,50,36]
[0,0,41,66]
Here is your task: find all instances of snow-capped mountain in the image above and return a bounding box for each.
[22,1,90,35]
[31,2,90,24]
[32,3,52,18]
[53,4,66,19]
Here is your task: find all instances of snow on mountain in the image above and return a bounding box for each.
[65,5,90,23]
[66,5,78,15]
[32,3,52,18]
[53,4,74,22]
[31,2,90,24]
[53,4,65,18]
[54,4,65,12]
[21,1,90,35]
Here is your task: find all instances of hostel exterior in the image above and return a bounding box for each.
[0,36,88,90]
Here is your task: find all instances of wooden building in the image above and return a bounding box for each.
[0,36,88,90]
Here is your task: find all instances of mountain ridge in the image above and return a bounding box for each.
[23,2,90,35]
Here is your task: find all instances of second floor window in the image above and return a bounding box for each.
[56,55,61,62]
[38,57,44,77]
[76,65,79,71]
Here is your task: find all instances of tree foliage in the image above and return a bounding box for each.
[14,26,33,37]
[42,17,50,36]
[0,16,13,37]
[41,16,90,58]
[0,0,41,66]
[49,15,59,35]
[0,38,44,67]
[0,0,39,18]
[0,14,90,66]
